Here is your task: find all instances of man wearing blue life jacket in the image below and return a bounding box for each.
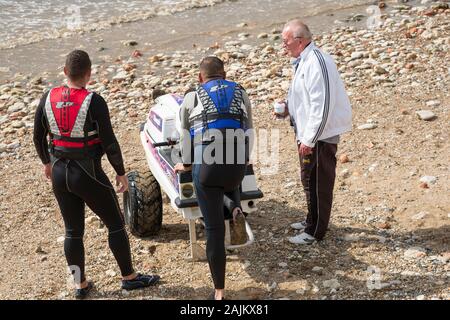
[175,56,253,300]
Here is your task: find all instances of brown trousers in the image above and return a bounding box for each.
[299,141,337,240]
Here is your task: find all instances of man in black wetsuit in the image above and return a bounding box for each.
[175,57,253,300]
[33,50,160,299]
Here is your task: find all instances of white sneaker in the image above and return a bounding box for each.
[288,232,316,245]
[290,220,307,231]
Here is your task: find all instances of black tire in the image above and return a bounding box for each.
[123,171,163,237]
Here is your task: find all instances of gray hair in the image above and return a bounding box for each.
[283,20,313,40]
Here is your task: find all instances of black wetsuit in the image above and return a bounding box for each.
[33,91,134,283]
[192,142,247,290]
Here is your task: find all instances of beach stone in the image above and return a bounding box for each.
[416,110,436,121]
[123,40,138,47]
[123,63,136,72]
[339,154,350,163]
[323,279,340,290]
[420,176,437,185]
[257,33,269,39]
[7,102,25,113]
[7,142,20,150]
[437,253,450,264]
[426,100,440,107]
[412,212,428,220]
[113,71,128,81]
[348,60,361,67]
[85,216,99,225]
[343,234,360,242]
[0,115,8,125]
[374,66,388,75]
[312,266,324,274]
[351,52,364,60]
[105,270,117,277]
[284,182,296,188]
[11,121,25,129]
[431,2,449,10]
[358,123,377,130]
[30,99,40,108]
[340,169,350,178]
[404,247,427,260]
[127,91,143,98]
[149,55,163,63]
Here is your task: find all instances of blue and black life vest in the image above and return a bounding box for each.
[189,79,246,138]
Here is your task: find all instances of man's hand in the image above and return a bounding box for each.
[298,143,313,156]
[44,163,52,180]
[272,101,289,119]
[116,175,129,193]
[175,163,192,173]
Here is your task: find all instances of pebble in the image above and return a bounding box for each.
[105,270,117,277]
[343,234,360,242]
[57,236,65,243]
[426,100,440,107]
[339,154,350,164]
[374,66,388,75]
[340,169,350,178]
[7,102,25,113]
[404,247,427,260]
[284,182,296,188]
[420,176,437,185]
[323,279,340,290]
[312,266,324,274]
[257,33,269,39]
[415,110,436,121]
[85,216,99,224]
[123,40,138,47]
[411,212,428,220]
[113,71,128,81]
[351,52,365,60]
[11,121,25,129]
[357,123,378,130]
[438,253,450,264]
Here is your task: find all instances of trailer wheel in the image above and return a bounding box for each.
[123,171,163,237]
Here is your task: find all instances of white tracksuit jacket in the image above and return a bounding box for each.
[288,42,352,148]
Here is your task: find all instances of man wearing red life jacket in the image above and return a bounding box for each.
[33,50,160,299]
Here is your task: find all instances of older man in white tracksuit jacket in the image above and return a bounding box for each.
[277,20,352,244]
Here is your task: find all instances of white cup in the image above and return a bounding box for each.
[274,102,286,118]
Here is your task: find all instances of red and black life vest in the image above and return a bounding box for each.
[44,86,102,158]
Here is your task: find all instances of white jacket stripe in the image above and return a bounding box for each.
[312,49,330,144]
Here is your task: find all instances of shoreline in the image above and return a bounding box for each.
[0,0,380,84]
[0,0,228,50]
